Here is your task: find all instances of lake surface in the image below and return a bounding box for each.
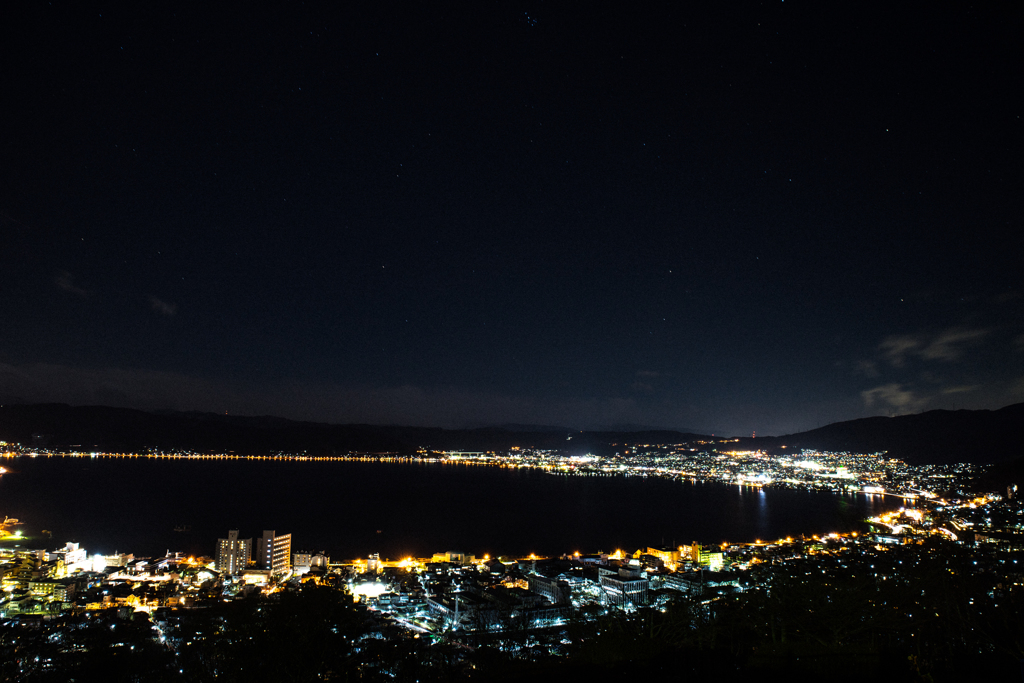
[0,457,900,560]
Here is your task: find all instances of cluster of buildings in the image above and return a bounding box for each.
[3,441,984,503]
[0,485,1022,679]
[256,542,736,635]
[0,444,1014,628]
[0,528,308,618]
[435,445,982,499]
[1,438,1019,665]
[347,498,1024,644]
[215,529,293,581]
[0,524,733,626]
[344,541,820,635]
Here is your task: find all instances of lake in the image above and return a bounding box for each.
[0,456,900,560]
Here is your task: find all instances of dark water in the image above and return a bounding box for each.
[0,457,900,559]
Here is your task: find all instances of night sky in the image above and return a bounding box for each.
[1,2,1021,436]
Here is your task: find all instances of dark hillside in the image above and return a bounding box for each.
[742,403,1024,465]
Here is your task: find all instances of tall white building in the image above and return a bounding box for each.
[257,530,292,576]
[47,542,90,577]
[216,530,252,575]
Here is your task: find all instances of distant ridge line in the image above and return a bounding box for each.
[740,403,1024,465]
[1,402,1021,465]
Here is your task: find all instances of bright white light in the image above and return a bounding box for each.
[91,555,109,573]
[351,582,387,598]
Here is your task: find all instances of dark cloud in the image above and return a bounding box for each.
[861,383,926,414]
[941,385,981,395]
[149,296,178,317]
[55,271,92,298]
[879,327,990,367]
[879,336,921,367]
[855,360,880,378]
[920,328,990,362]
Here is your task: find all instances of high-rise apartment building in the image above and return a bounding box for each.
[216,530,252,575]
[257,530,292,576]
[600,566,649,607]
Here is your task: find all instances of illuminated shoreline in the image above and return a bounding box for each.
[1,446,974,502]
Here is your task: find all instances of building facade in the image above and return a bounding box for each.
[216,530,252,575]
[257,530,292,576]
[600,567,649,607]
